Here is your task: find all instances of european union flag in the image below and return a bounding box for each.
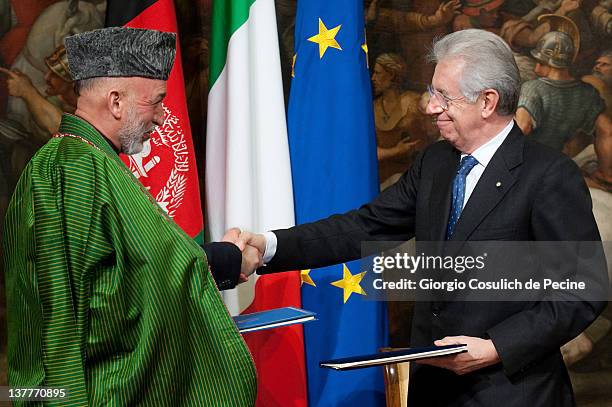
[287,0,388,405]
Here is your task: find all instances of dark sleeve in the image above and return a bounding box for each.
[259,150,425,273]
[487,155,609,377]
[201,242,242,290]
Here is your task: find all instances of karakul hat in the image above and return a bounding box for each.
[64,27,176,81]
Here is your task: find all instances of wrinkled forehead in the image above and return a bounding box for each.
[596,56,612,65]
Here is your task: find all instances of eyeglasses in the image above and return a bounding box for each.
[427,84,465,111]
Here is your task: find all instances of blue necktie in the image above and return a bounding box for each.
[446,155,478,240]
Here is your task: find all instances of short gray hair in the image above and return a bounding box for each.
[74,77,128,97]
[74,77,102,96]
[428,29,520,115]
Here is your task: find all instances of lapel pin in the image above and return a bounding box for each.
[495,181,502,188]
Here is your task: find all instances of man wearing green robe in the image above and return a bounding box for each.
[3,27,257,406]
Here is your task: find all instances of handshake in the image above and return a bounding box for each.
[222,228,267,284]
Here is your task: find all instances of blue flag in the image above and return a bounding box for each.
[287,0,388,405]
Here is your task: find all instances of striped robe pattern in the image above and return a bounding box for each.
[3,114,257,406]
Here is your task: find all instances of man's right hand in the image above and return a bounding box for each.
[222,228,267,281]
[240,244,263,282]
[238,230,267,255]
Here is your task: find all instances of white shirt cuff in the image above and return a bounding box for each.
[263,231,278,264]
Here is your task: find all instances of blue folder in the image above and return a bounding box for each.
[233,306,316,333]
[320,344,468,370]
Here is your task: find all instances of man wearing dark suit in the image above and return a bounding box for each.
[234,29,608,406]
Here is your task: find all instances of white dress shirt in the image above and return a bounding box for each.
[262,120,515,263]
[462,120,513,209]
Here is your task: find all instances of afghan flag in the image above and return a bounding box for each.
[288,0,388,405]
[206,0,308,406]
[106,0,204,241]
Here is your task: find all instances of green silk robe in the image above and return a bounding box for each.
[3,114,257,406]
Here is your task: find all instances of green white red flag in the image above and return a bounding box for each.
[206,0,308,405]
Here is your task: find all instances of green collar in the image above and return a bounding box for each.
[58,113,121,161]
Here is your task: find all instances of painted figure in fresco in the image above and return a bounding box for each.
[371,53,435,189]
[501,0,584,47]
[1,45,75,137]
[5,0,104,141]
[516,30,612,372]
[367,0,461,85]
[579,49,612,189]
[450,0,553,32]
[515,19,611,156]
[591,0,612,38]
[582,50,612,191]
[452,0,507,31]
[366,0,461,32]
[0,0,103,211]
[501,0,598,77]
[0,0,59,116]
[583,49,612,119]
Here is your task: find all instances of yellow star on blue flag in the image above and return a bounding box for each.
[288,0,386,403]
[301,269,316,287]
[331,264,367,303]
[362,29,369,68]
[307,18,342,59]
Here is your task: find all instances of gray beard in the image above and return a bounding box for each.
[118,107,153,155]
[593,71,612,88]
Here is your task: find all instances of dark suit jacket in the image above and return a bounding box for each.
[201,242,242,290]
[259,124,608,406]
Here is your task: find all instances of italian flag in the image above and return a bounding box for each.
[206,0,308,405]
